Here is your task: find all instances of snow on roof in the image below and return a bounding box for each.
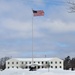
[12,58,56,61]
[6,57,63,62]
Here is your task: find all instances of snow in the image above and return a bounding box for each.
[12,58,54,61]
[0,68,75,75]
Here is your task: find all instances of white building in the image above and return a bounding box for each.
[6,57,63,69]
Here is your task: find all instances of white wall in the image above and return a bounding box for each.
[6,58,63,69]
[50,58,63,69]
[6,59,21,69]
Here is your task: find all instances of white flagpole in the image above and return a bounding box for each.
[32,9,34,64]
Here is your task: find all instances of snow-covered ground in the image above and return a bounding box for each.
[0,68,75,75]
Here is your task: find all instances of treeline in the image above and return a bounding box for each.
[0,56,75,71]
[0,57,11,70]
[64,56,75,71]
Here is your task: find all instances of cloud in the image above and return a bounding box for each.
[32,0,45,6]
[42,20,75,33]
[0,0,75,58]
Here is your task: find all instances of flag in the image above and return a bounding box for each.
[33,10,44,16]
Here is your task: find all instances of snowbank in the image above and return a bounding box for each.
[0,68,75,75]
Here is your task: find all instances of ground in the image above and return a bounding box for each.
[0,68,75,75]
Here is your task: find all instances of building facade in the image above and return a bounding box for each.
[6,57,63,69]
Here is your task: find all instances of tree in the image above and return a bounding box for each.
[0,57,11,70]
[64,56,71,70]
[43,61,50,72]
[20,64,26,69]
[70,58,75,71]
[67,0,75,13]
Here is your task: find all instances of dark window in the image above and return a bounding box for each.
[22,62,23,64]
[8,67,9,69]
[16,62,18,64]
[38,66,40,69]
[12,66,14,68]
[34,61,35,63]
[8,62,10,64]
[26,62,27,64]
[45,61,47,64]
[59,62,61,64]
[51,62,53,64]
[38,62,40,64]
[25,66,28,68]
[55,66,57,68]
[16,66,18,68]
[12,62,14,64]
[42,66,44,68]
[42,61,44,64]
[55,62,57,64]
[60,66,62,68]
[51,66,53,68]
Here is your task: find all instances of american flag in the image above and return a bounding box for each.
[33,10,44,16]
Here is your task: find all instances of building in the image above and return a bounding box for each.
[6,57,63,69]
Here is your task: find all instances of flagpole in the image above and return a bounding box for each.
[31,9,44,65]
[32,9,34,64]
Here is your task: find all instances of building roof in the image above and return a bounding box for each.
[6,57,63,62]
[15,58,53,61]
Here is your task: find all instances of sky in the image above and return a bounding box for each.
[0,0,75,58]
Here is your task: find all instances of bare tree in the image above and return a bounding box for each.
[20,64,26,69]
[0,57,11,70]
[67,0,75,13]
[43,61,50,72]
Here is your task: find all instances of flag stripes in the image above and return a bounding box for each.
[33,10,44,16]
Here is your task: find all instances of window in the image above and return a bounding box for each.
[8,62,10,64]
[16,62,18,64]
[12,66,14,68]
[42,66,44,68]
[59,62,61,64]
[12,62,14,64]
[38,66,40,69]
[55,62,57,64]
[38,62,40,64]
[34,61,35,63]
[45,61,47,64]
[42,61,44,64]
[16,66,18,68]
[25,62,27,64]
[8,67,9,69]
[51,62,53,64]
[25,66,28,68]
[51,66,53,68]
[60,66,62,68]
[22,62,23,64]
[55,66,57,68]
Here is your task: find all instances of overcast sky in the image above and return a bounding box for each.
[0,0,75,58]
